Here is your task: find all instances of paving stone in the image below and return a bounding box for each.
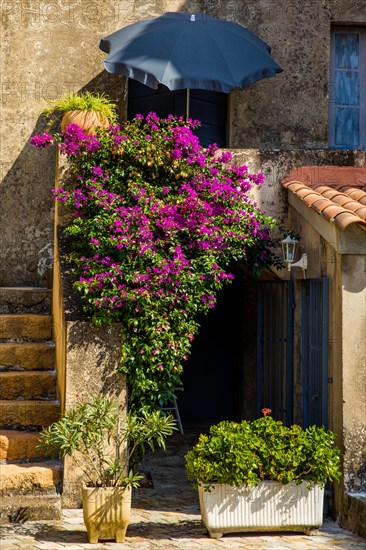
[0,429,365,549]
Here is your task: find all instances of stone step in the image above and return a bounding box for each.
[0,314,52,340]
[0,461,62,523]
[0,400,60,429]
[0,287,51,314]
[0,430,46,461]
[0,493,61,523]
[0,371,57,400]
[0,461,61,494]
[0,341,55,370]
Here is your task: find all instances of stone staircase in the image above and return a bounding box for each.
[0,287,62,523]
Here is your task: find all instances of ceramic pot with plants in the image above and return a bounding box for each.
[38,396,176,543]
[185,409,341,538]
[42,91,117,135]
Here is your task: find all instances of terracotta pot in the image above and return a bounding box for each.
[61,110,109,135]
[82,486,131,543]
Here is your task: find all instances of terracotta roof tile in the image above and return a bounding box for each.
[282,167,366,230]
[338,187,366,204]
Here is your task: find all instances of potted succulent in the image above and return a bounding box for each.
[42,91,117,134]
[38,396,176,543]
[185,409,341,538]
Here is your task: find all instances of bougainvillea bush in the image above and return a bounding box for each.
[31,113,280,411]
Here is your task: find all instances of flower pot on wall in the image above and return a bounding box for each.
[198,481,324,538]
[61,110,109,135]
[82,486,131,543]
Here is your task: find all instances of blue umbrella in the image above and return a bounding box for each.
[99,12,282,117]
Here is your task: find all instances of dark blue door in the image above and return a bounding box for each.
[128,79,227,147]
[301,278,329,428]
[257,280,294,425]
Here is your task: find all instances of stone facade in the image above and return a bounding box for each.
[1,0,366,535]
[1,0,366,285]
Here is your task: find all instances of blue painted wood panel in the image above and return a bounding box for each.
[335,71,360,105]
[330,28,365,150]
[335,33,359,69]
[301,278,329,429]
[335,107,360,147]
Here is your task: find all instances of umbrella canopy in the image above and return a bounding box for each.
[99,12,282,93]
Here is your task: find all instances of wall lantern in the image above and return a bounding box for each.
[281,235,307,278]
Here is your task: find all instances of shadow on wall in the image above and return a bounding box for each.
[0,71,126,287]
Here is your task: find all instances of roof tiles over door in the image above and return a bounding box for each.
[282,166,366,231]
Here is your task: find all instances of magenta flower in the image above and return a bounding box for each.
[92,166,103,178]
[30,132,53,148]
[42,110,277,410]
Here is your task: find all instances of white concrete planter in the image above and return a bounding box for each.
[198,481,324,538]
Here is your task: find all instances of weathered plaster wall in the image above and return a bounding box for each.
[341,254,366,491]
[1,1,365,285]
[285,201,366,534]
[210,0,366,149]
[340,254,366,536]
[61,320,126,508]
[0,1,126,286]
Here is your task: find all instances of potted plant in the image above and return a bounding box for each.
[42,91,118,134]
[185,409,342,538]
[38,396,176,543]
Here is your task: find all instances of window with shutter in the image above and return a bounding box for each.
[329,27,366,150]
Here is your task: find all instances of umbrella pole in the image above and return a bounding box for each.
[186,88,190,119]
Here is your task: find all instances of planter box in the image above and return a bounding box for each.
[198,481,324,538]
[82,487,131,543]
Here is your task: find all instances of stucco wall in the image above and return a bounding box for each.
[341,254,366,493]
[285,201,366,533]
[1,1,365,286]
[0,1,126,286]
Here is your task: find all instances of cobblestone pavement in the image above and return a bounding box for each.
[1,427,366,550]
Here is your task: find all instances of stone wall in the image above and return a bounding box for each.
[53,230,127,508]
[1,0,365,285]
[0,1,126,286]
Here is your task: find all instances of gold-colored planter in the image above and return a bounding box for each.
[82,486,131,544]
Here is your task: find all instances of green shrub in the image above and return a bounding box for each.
[42,91,117,122]
[185,414,342,490]
[38,396,176,488]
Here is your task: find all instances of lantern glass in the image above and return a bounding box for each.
[281,236,299,264]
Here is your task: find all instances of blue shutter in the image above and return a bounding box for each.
[329,28,366,150]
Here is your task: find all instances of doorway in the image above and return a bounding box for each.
[178,268,258,424]
[178,273,330,429]
[128,79,228,147]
